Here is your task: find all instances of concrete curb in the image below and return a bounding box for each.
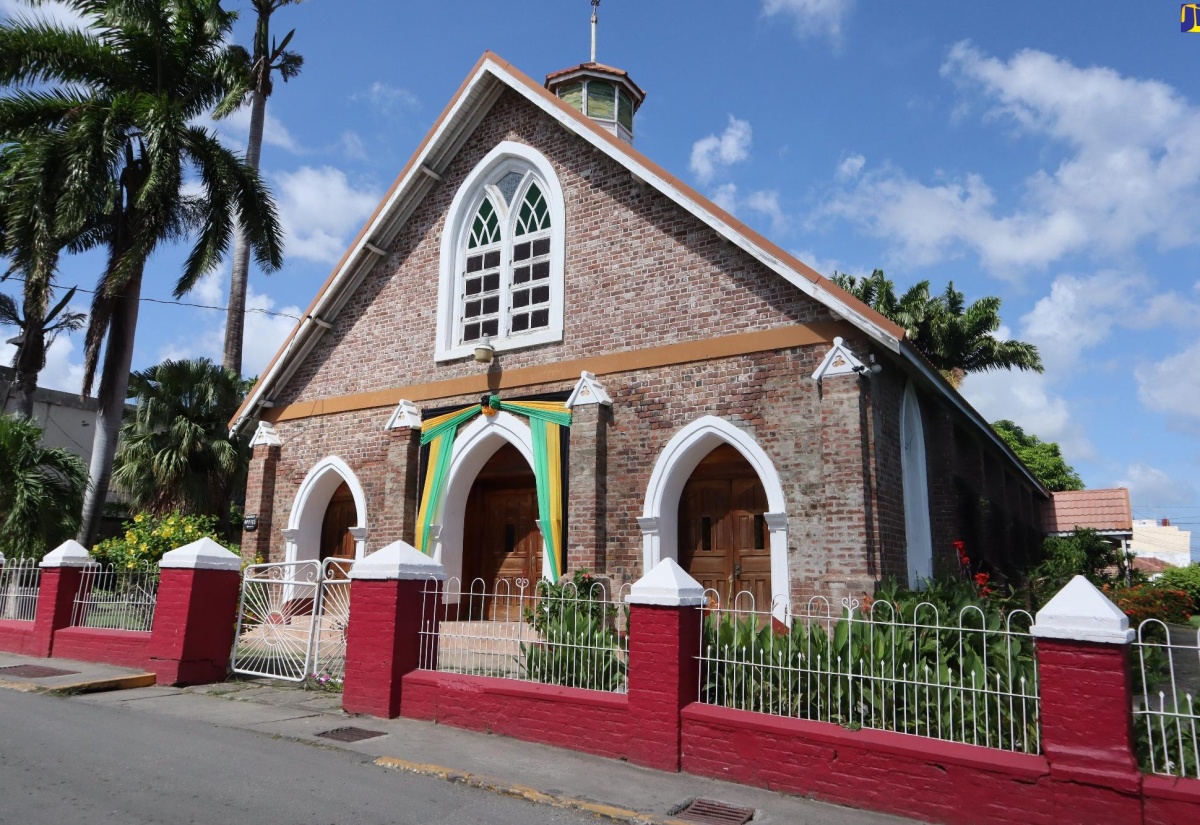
[0,672,156,695]
[374,756,693,825]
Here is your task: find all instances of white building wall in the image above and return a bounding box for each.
[1130,519,1193,567]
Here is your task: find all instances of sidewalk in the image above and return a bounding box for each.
[0,651,921,825]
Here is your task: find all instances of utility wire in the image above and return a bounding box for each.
[0,275,304,322]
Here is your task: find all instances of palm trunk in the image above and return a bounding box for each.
[11,326,46,420]
[76,264,144,547]
[221,88,267,377]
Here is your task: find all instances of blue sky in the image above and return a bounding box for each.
[2,1,1199,547]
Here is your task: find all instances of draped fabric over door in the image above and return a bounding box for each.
[678,444,771,609]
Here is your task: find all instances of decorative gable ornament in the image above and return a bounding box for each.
[812,337,866,383]
[385,399,423,430]
[248,421,282,448]
[565,371,612,408]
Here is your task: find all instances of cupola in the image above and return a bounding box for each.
[545,1,645,143]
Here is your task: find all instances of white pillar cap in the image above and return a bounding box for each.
[627,557,705,606]
[1032,575,1134,644]
[160,537,243,571]
[350,540,446,581]
[40,540,98,568]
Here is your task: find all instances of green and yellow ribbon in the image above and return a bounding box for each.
[414,396,571,581]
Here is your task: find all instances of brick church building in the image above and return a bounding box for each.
[233,52,1048,616]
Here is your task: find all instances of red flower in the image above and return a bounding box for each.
[952,540,965,552]
[974,572,990,587]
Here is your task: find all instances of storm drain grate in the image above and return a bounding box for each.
[676,798,756,825]
[0,665,79,678]
[315,726,387,743]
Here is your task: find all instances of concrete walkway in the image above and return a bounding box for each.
[0,651,923,825]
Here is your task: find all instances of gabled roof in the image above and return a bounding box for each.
[227,52,1047,494]
[1043,488,1132,535]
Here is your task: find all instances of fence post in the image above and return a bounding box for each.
[626,557,705,772]
[149,538,243,686]
[32,540,97,657]
[342,540,444,718]
[1032,574,1142,823]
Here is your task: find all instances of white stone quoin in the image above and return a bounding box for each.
[39,540,98,568]
[627,557,705,606]
[1032,574,1135,644]
[350,540,447,581]
[159,538,243,571]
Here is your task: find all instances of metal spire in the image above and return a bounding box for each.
[590,0,600,63]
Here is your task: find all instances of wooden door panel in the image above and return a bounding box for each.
[320,484,357,562]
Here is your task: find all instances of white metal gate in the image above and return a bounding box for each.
[231,558,352,682]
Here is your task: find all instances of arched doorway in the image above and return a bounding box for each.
[284,456,368,565]
[320,482,358,563]
[462,444,540,595]
[678,444,771,609]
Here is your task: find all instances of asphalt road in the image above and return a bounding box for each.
[0,688,600,825]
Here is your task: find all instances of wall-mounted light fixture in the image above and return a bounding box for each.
[474,335,494,364]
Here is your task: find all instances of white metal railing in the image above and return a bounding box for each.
[699,592,1040,754]
[0,559,41,621]
[70,568,159,632]
[418,577,630,693]
[1135,619,1200,778]
[312,558,352,685]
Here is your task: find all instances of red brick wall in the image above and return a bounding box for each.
[50,626,152,669]
[0,619,35,655]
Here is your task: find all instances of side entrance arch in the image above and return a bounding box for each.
[283,456,368,564]
[640,416,791,621]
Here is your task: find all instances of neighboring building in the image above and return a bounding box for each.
[232,52,1048,615]
[1042,488,1133,546]
[1131,518,1193,568]
[0,365,99,464]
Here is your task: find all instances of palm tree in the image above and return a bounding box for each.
[0,413,88,559]
[0,0,285,545]
[0,288,86,417]
[111,357,249,518]
[832,270,1042,387]
[223,0,303,377]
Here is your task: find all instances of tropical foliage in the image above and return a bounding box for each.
[1024,528,1139,610]
[111,358,250,519]
[0,414,88,559]
[832,269,1043,386]
[991,419,1084,492]
[701,577,1039,753]
[91,511,235,570]
[0,0,285,544]
[521,571,627,692]
[1155,565,1200,614]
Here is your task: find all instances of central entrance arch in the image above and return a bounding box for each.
[641,416,791,621]
[284,456,368,564]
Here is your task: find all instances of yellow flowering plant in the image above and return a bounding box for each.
[92,512,238,570]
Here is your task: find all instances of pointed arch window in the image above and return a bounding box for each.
[438,142,566,361]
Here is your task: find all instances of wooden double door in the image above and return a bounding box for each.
[462,444,542,619]
[320,482,357,563]
[678,445,771,610]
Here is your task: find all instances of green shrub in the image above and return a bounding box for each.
[1108,584,1192,626]
[1155,565,1200,613]
[520,571,627,692]
[91,512,237,570]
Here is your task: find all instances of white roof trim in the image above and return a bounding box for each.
[233,56,904,435]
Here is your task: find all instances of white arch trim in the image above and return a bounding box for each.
[901,381,933,588]
[435,140,567,362]
[283,455,369,564]
[640,415,791,622]
[430,411,554,587]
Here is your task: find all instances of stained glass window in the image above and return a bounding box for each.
[586,81,616,121]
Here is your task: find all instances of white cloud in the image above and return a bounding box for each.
[762,0,854,44]
[690,116,752,183]
[824,43,1200,276]
[0,332,87,396]
[836,153,865,180]
[274,166,381,264]
[1136,337,1200,425]
[960,369,1095,462]
[707,183,787,233]
[789,249,844,278]
[216,106,302,154]
[340,131,368,162]
[1116,462,1196,507]
[352,82,419,115]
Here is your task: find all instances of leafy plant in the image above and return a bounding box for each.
[91,512,237,570]
[702,578,1040,753]
[1108,585,1192,626]
[520,571,627,692]
[1155,565,1200,614]
[0,414,87,559]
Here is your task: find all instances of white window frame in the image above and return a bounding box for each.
[437,142,566,362]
